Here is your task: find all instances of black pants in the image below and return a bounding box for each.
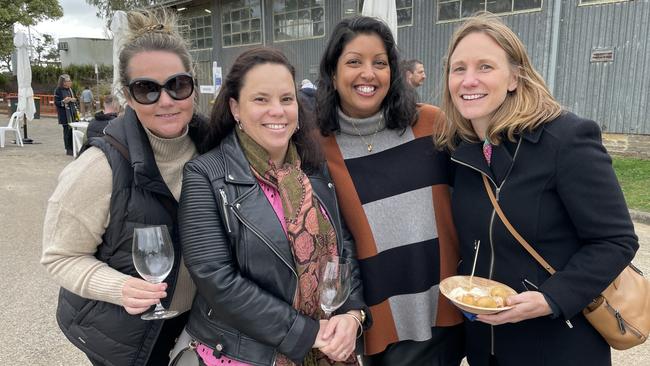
[88,312,188,366]
[362,325,465,366]
[62,124,73,152]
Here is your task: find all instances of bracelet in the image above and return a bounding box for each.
[344,312,363,338]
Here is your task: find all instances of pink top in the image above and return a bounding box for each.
[195,180,284,366]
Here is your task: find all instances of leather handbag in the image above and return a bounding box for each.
[482,175,650,350]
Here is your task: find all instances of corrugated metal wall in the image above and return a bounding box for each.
[554,0,650,134]
[201,0,649,134]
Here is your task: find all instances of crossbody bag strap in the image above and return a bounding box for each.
[481,174,556,275]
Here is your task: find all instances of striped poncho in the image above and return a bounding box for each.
[320,104,462,355]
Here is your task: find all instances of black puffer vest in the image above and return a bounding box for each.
[55,107,205,366]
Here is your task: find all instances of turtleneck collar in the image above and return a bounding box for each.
[143,125,193,162]
[337,108,386,136]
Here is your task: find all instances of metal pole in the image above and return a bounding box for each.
[547,0,563,96]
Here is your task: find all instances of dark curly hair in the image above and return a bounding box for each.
[316,16,417,135]
[202,47,322,172]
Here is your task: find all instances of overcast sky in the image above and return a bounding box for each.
[32,0,108,41]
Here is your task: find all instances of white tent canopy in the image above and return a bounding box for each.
[362,0,398,43]
[111,10,128,108]
[13,31,36,121]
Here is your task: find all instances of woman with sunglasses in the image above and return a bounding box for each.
[41,9,207,366]
[175,47,369,366]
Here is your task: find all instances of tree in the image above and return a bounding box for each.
[33,33,59,66]
[0,0,63,71]
[85,0,155,25]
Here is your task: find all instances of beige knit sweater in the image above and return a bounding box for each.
[41,127,197,313]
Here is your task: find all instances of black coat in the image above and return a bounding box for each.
[86,111,118,139]
[179,132,369,365]
[450,112,638,366]
[54,86,77,124]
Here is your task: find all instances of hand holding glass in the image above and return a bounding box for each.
[132,225,178,320]
[319,255,351,318]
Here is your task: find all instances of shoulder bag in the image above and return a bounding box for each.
[482,175,650,350]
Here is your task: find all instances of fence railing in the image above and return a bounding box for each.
[0,92,57,117]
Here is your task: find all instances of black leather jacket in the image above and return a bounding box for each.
[179,132,369,365]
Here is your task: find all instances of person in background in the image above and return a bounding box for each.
[41,9,207,366]
[401,59,426,88]
[316,16,464,366]
[54,74,78,156]
[299,78,318,117]
[177,47,369,366]
[81,86,95,118]
[435,12,638,366]
[86,94,120,139]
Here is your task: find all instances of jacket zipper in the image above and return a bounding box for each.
[451,138,523,357]
[218,188,232,233]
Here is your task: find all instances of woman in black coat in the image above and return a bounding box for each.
[435,13,639,366]
[54,73,78,155]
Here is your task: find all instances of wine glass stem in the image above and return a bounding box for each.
[153,303,165,313]
[324,311,332,319]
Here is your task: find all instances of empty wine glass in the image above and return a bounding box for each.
[319,255,351,319]
[132,225,178,320]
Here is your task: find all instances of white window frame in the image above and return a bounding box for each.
[437,0,543,24]
[578,0,628,6]
[341,0,414,28]
[221,0,264,49]
[273,0,326,43]
[180,14,213,50]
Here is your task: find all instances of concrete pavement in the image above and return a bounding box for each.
[1,117,648,365]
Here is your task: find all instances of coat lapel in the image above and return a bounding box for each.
[451,140,494,181]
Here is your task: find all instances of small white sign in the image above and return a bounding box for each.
[200,85,215,94]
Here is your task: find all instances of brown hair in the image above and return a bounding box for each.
[205,47,323,172]
[436,12,562,150]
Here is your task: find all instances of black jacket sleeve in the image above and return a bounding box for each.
[539,117,639,319]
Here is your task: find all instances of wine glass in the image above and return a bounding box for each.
[318,255,352,318]
[132,225,178,320]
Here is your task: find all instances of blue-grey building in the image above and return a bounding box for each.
[164,0,649,135]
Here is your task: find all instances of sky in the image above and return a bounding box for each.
[31,0,109,41]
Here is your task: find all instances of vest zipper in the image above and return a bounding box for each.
[218,188,232,233]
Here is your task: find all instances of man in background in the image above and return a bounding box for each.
[401,59,427,88]
[86,94,119,139]
[80,86,95,119]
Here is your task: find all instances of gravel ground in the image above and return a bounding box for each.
[1,117,648,365]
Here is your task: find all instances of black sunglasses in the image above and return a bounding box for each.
[127,73,195,105]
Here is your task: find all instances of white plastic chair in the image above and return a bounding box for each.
[0,112,24,148]
[72,129,85,157]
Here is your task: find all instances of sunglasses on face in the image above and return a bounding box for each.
[127,73,195,105]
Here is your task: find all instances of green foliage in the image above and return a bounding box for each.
[0,72,11,90]
[0,0,63,71]
[613,157,650,212]
[85,0,153,26]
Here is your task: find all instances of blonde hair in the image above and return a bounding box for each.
[118,9,194,89]
[436,12,562,150]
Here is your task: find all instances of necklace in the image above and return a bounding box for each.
[350,115,383,152]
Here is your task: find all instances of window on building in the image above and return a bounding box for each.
[221,0,263,48]
[579,0,628,5]
[273,0,326,42]
[341,0,414,27]
[179,14,213,49]
[438,0,542,22]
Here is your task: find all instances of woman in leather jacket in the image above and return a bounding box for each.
[178,47,370,366]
